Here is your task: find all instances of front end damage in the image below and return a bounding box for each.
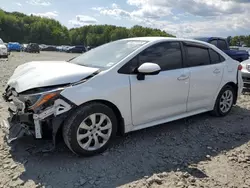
[1,85,73,151]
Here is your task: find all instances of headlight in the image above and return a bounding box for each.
[21,88,63,110]
[247,64,250,72]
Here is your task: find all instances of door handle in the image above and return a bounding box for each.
[213,68,221,74]
[177,74,189,81]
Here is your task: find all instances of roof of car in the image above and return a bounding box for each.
[120,36,215,46]
[193,37,226,41]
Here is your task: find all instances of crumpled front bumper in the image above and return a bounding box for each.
[0,111,33,143]
[1,92,73,145]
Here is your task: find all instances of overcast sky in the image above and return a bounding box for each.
[1,0,250,37]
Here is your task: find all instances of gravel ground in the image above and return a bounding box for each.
[0,52,250,188]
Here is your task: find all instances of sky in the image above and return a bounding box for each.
[1,0,250,37]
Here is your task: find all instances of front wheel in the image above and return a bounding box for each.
[211,85,235,117]
[63,103,117,156]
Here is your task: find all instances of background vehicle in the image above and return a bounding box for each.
[0,38,8,58]
[25,43,40,53]
[41,45,57,51]
[194,37,249,62]
[7,42,21,52]
[66,45,86,53]
[21,44,28,51]
[62,45,71,52]
[240,59,250,89]
[3,37,243,156]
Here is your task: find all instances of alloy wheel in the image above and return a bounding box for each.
[219,90,233,113]
[76,113,112,151]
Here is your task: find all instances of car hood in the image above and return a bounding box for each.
[7,61,99,93]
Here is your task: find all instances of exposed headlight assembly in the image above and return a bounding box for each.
[20,88,64,110]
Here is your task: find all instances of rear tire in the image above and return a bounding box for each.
[63,103,117,156]
[211,85,235,117]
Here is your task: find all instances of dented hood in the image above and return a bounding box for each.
[7,61,99,93]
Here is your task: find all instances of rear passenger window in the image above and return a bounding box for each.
[209,49,225,64]
[185,46,210,67]
[138,42,182,71]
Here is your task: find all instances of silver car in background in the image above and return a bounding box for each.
[0,38,8,58]
[241,59,250,89]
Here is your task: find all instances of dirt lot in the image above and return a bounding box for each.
[0,52,250,188]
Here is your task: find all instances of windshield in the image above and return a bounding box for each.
[0,38,3,44]
[69,40,148,68]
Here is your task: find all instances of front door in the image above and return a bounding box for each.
[130,41,190,126]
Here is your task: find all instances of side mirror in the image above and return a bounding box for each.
[137,62,161,80]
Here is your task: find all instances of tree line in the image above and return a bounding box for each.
[0,9,174,47]
[1,9,249,47]
[230,35,250,47]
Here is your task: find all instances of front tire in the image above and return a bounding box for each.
[211,85,235,117]
[63,103,117,156]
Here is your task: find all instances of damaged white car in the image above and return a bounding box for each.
[2,37,243,156]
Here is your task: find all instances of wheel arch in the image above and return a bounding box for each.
[223,82,238,104]
[56,99,125,143]
[86,99,125,136]
[68,99,124,135]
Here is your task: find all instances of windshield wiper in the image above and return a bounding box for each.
[67,57,76,62]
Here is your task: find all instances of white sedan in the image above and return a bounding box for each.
[2,37,243,156]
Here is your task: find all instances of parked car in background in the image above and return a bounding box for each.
[194,37,249,62]
[8,42,21,52]
[25,43,40,53]
[62,45,72,52]
[20,44,28,52]
[240,59,250,89]
[2,37,243,156]
[41,45,57,51]
[230,46,250,56]
[39,44,47,51]
[0,38,8,58]
[86,46,93,51]
[66,45,86,53]
[56,46,63,52]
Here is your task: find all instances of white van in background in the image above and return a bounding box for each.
[0,38,8,58]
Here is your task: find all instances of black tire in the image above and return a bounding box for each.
[211,85,235,117]
[63,103,118,156]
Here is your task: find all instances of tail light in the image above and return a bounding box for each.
[238,64,242,71]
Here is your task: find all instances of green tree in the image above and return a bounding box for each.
[0,9,175,46]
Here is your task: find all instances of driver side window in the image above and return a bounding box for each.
[138,42,183,71]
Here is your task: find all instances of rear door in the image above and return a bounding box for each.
[183,42,225,112]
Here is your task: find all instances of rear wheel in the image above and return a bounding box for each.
[63,103,117,156]
[211,85,235,117]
